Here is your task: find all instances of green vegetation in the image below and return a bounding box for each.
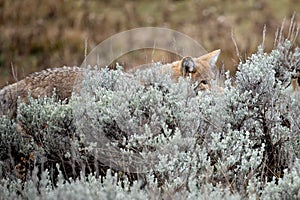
[1,35,300,198]
[1,1,300,198]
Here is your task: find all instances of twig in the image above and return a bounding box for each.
[231,30,242,62]
[11,62,18,82]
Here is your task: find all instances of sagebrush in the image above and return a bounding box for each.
[1,40,300,199]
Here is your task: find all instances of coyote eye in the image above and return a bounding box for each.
[200,80,208,85]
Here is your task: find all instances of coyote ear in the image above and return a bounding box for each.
[180,57,195,74]
[209,49,221,68]
[197,49,221,68]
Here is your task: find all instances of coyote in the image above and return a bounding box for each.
[0,50,220,118]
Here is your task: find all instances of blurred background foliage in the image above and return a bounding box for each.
[0,0,299,87]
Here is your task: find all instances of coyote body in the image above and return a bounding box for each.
[0,50,220,118]
[0,67,83,118]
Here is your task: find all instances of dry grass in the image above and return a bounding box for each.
[0,0,299,87]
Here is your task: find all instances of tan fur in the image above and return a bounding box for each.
[0,50,220,118]
[0,67,82,118]
[159,49,221,91]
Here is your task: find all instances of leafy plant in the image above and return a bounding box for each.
[1,35,300,199]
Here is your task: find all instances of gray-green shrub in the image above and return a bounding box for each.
[1,39,300,199]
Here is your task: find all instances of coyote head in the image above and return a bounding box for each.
[171,49,221,91]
